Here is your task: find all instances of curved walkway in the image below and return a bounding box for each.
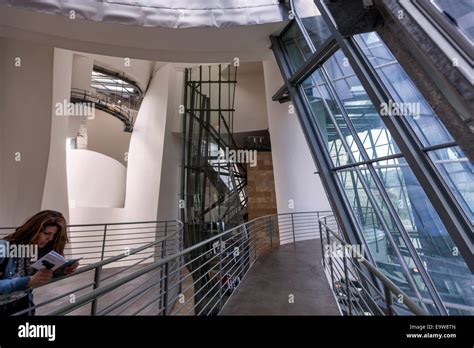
[220,239,341,315]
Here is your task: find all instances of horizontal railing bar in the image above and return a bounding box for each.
[102,271,165,315]
[68,220,177,228]
[190,249,253,315]
[17,281,96,314]
[130,290,165,316]
[98,256,158,283]
[31,211,429,317]
[319,214,427,315]
[171,242,265,311]
[167,242,261,302]
[34,223,182,288]
[68,230,168,238]
[99,278,160,315]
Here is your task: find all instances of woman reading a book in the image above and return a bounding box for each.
[0,210,79,315]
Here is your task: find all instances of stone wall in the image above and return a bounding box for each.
[246,151,278,246]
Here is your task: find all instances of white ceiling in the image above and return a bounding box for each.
[0,4,288,63]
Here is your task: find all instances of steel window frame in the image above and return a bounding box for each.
[271,34,436,314]
[270,35,367,251]
[312,0,474,275]
[271,0,474,315]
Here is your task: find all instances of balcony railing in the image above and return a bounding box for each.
[70,88,135,132]
[1,212,430,316]
[319,214,427,316]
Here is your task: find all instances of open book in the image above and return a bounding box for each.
[31,250,81,273]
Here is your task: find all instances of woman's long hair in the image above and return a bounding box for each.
[4,210,68,255]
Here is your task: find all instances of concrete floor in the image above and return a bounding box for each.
[220,239,341,315]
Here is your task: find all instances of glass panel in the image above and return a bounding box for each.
[354,32,454,147]
[431,0,474,42]
[428,146,474,224]
[355,31,473,230]
[302,70,360,166]
[281,22,313,72]
[293,0,332,49]
[371,157,474,315]
[323,49,401,160]
[336,166,440,313]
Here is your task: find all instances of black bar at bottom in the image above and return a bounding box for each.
[0,316,472,346]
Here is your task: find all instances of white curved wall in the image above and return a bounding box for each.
[70,63,176,225]
[67,149,126,208]
[86,109,132,167]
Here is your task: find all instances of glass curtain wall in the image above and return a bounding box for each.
[274,0,474,315]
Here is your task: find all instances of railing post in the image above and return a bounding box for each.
[291,213,296,244]
[316,211,319,238]
[343,252,352,316]
[268,217,273,248]
[218,235,223,311]
[384,285,394,316]
[325,217,334,288]
[100,224,108,261]
[163,221,168,257]
[239,226,244,284]
[161,236,167,259]
[319,217,325,270]
[253,220,257,262]
[90,265,102,315]
[159,223,168,315]
[178,222,184,296]
[162,261,169,316]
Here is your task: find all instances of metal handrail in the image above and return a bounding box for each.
[70,87,135,132]
[40,212,330,315]
[40,212,390,315]
[318,214,428,316]
[0,220,180,265]
[50,222,182,280]
[1,220,183,316]
[3,212,433,316]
